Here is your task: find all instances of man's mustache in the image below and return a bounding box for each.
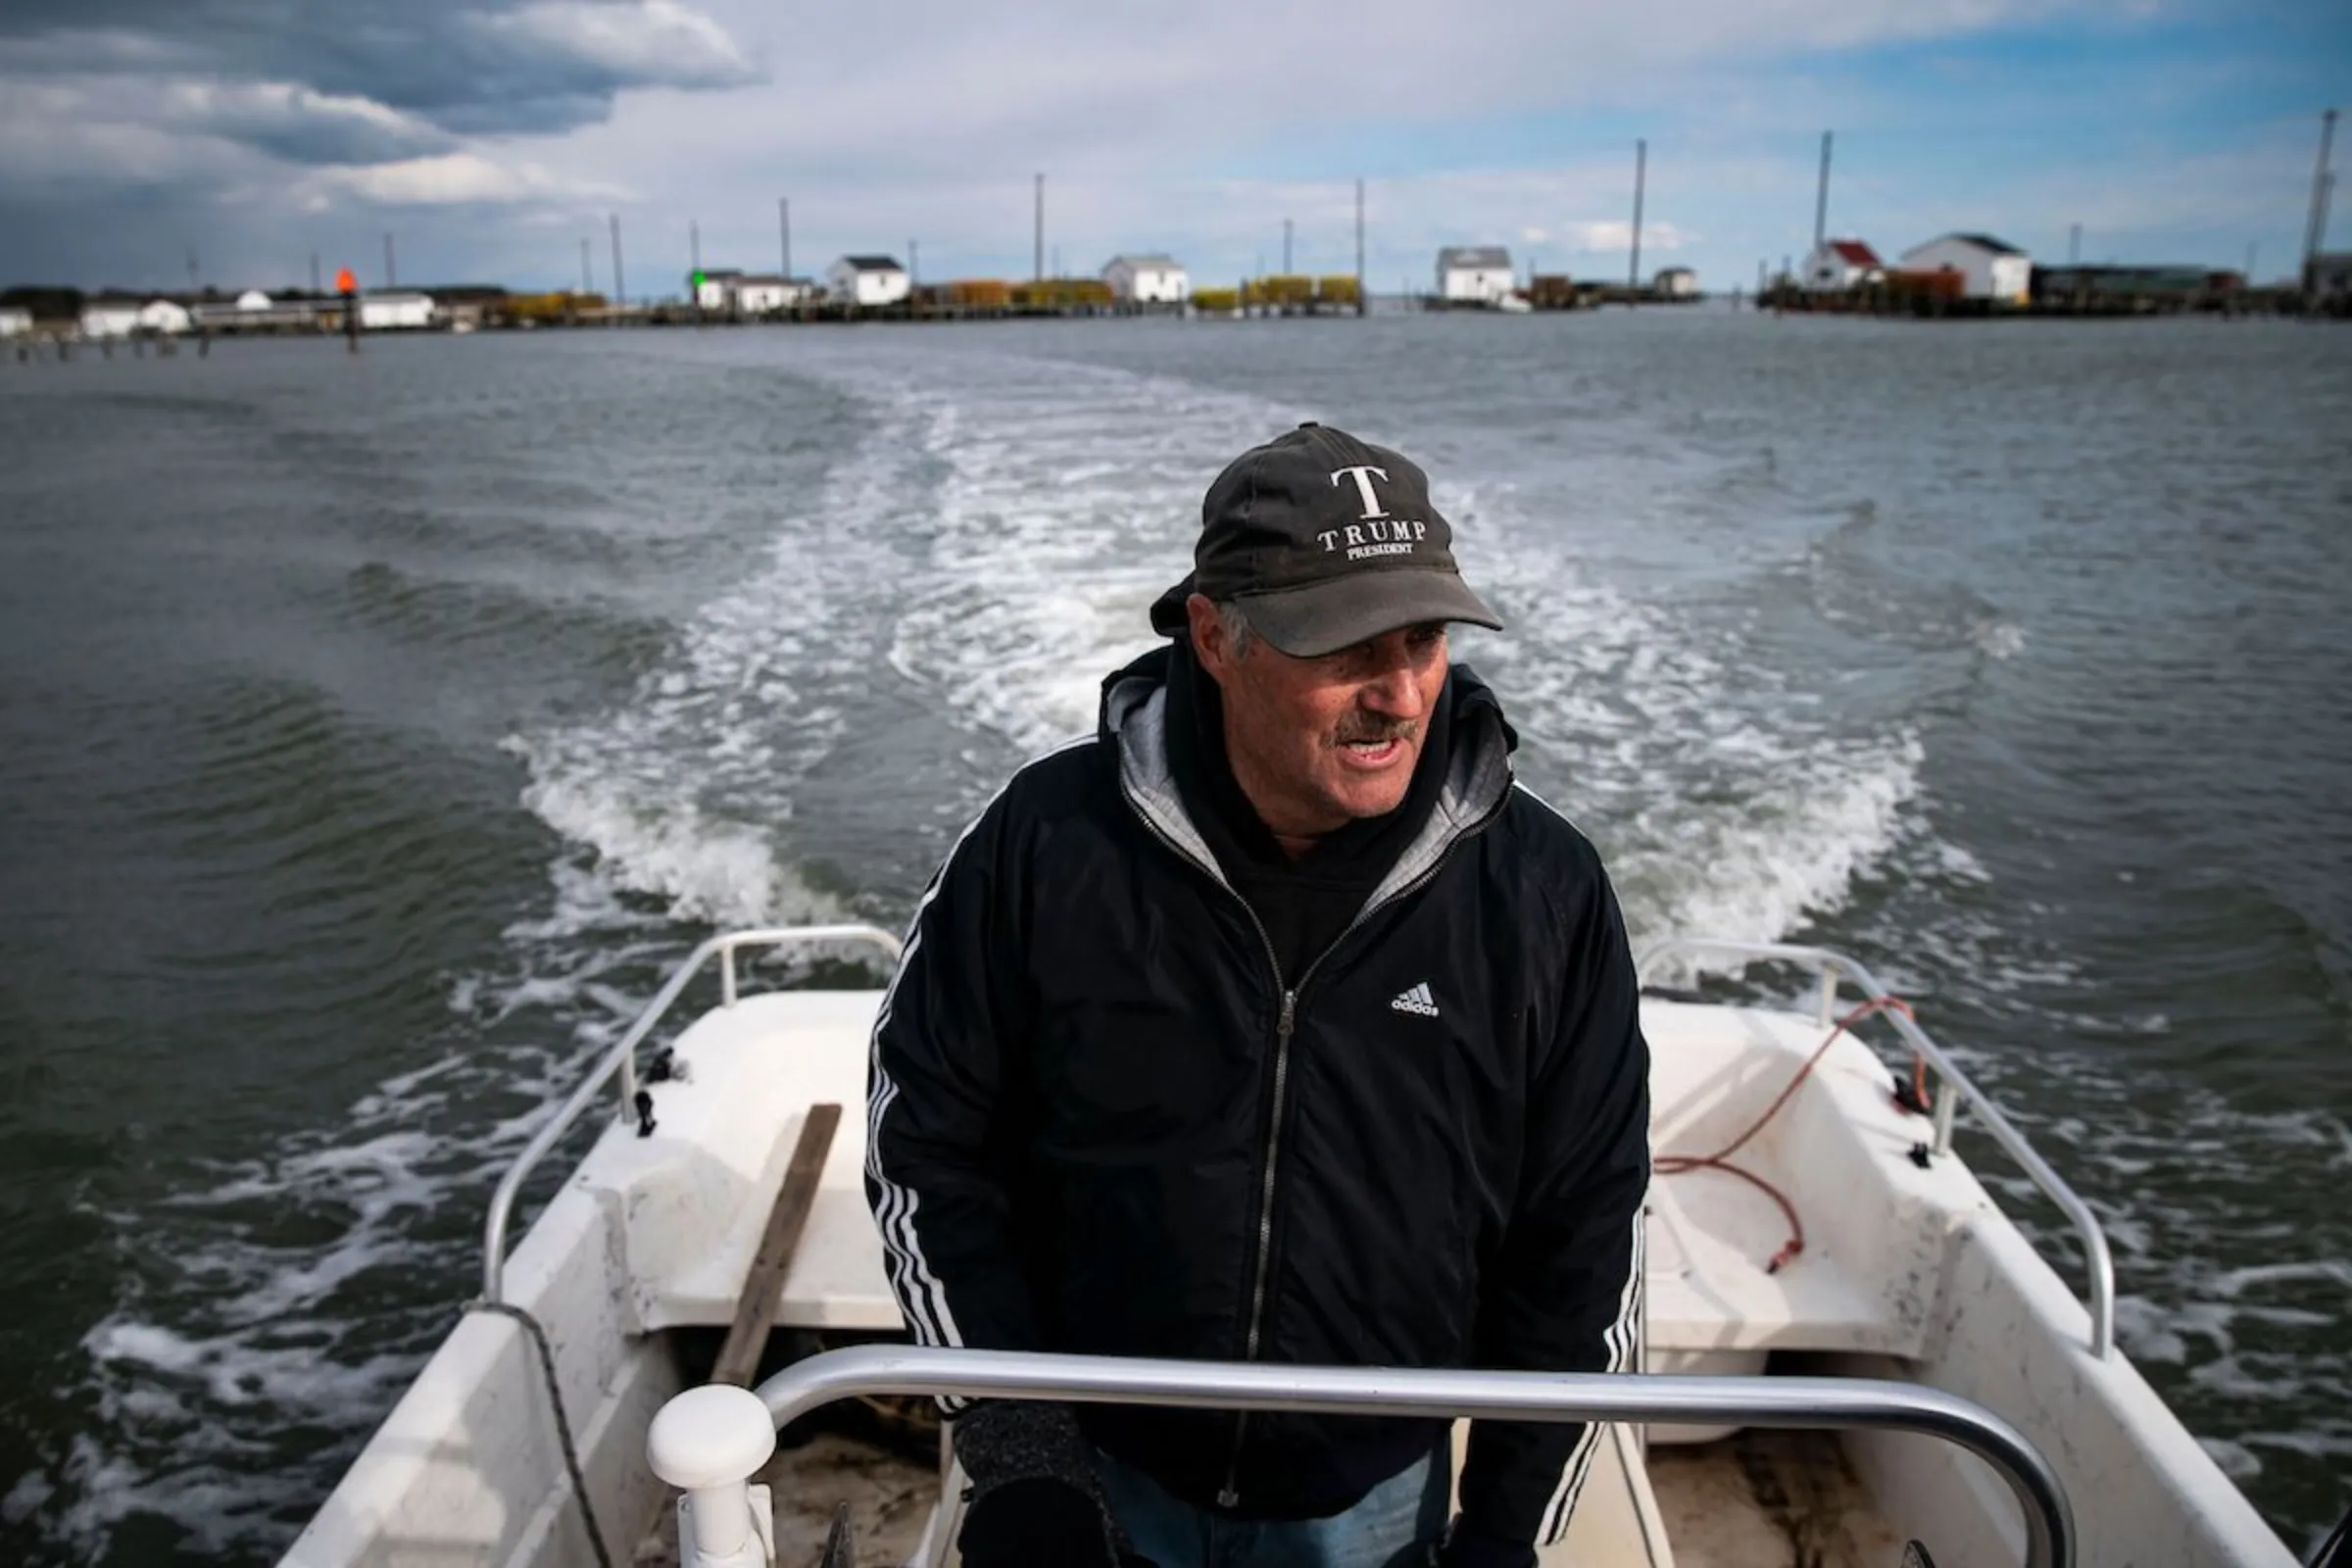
[1334,716,1420,747]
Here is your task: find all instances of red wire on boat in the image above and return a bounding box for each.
[1655,996,1917,1274]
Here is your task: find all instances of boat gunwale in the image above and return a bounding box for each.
[480,923,905,1304]
[1635,936,2117,1360]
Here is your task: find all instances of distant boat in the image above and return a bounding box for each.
[1496,293,1534,314]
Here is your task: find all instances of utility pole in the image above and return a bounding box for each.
[2068,223,2081,266]
[610,213,626,307]
[580,237,593,294]
[2304,108,2339,287]
[1629,138,1646,292]
[1034,172,1045,282]
[1813,131,1833,252]
[779,197,791,279]
[384,231,396,289]
[1283,217,1293,274]
[1354,177,1366,318]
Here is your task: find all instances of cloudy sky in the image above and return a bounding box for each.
[0,0,2343,296]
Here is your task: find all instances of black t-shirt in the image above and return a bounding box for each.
[1161,634,1454,989]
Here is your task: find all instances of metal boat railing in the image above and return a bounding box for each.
[1634,936,2116,1360]
[646,1347,2075,1568]
[479,923,903,1303]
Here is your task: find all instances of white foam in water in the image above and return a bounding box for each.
[1440,485,1928,965]
[847,350,1933,964]
[516,766,803,929]
[873,359,1302,760]
[49,1065,560,1561]
[1975,619,2028,661]
[463,339,1949,982]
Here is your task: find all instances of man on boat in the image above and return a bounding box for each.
[866,423,1649,1568]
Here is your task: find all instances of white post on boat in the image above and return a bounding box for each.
[648,1384,777,1567]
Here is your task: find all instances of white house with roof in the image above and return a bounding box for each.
[0,306,33,337]
[1437,247,1514,306]
[733,275,814,313]
[1898,233,2031,304]
[1102,254,1190,305]
[827,255,909,309]
[360,291,435,329]
[81,298,190,336]
[1653,266,1699,299]
[1805,239,1885,292]
[692,269,743,310]
[138,299,192,334]
[80,299,143,337]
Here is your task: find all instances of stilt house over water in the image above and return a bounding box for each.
[1804,240,1885,292]
[828,256,910,308]
[1897,234,2033,304]
[1436,246,1514,306]
[1102,255,1191,305]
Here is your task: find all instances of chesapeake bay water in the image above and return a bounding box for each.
[0,313,2345,1563]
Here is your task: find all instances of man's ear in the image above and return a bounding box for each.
[1185,593,1232,683]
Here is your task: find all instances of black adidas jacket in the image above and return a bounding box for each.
[865,647,1649,1552]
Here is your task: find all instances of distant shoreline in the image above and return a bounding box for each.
[7,287,2341,358]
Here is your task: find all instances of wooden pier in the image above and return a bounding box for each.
[1734,258,2352,319]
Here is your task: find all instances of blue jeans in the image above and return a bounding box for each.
[1094,1444,1450,1568]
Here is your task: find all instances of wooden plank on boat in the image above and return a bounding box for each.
[713,1102,843,1388]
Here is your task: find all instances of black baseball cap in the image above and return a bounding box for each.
[1149,423,1502,658]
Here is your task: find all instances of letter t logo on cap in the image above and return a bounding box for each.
[1330,465,1391,520]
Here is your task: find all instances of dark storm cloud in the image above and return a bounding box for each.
[0,0,760,142]
[169,85,459,166]
[0,0,756,283]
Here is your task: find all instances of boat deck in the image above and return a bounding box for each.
[1649,1433,1903,1568]
[629,1422,1904,1568]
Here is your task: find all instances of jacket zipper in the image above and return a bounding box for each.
[1120,775,1508,1511]
[1118,801,1302,1507]
[1217,986,1294,1507]
[1211,825,1498,1507]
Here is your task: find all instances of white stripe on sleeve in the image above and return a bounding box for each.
[1537,1195,1647,1544]
[863,736,1094,1354]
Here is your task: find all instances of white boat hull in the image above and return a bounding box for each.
[281,964,2298,1568]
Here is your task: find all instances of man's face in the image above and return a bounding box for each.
[1189,594,1449,840]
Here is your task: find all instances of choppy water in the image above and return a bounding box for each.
[1,314,2345,1564]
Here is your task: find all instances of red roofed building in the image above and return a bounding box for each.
[1804,238,1886,292]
